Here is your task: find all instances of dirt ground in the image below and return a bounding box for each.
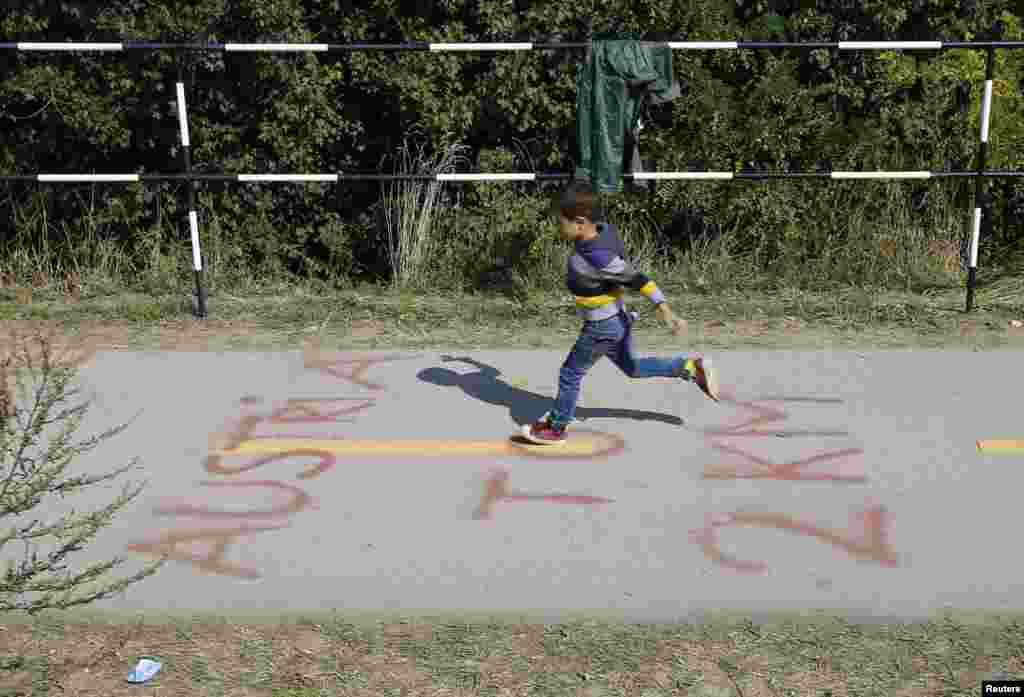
[3,613,1021,696]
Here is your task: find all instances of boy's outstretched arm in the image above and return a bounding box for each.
[654,302,688,335]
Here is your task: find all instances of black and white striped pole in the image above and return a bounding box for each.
[4,39,1024,323]
[175,55,207,318]
[966,46,996,313]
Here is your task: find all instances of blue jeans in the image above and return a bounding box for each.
[548,310,690,428]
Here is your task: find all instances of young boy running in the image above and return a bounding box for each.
[522,180,719,445]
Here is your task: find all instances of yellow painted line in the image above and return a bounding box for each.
[977,439,1024,453]
[213,433,625,459]
[225,439,514,456]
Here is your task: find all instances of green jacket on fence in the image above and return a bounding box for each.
[575,32,681,194]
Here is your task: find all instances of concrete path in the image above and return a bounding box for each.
[17,346,1024,622]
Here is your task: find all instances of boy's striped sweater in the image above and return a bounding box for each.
[567,221,666,321]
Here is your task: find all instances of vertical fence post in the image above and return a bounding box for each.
[966,46,996,312]
[175,53,207,318]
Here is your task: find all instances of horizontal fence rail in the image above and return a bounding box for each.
[2,38,1020,317]
[3,171,1024,182]
[3,41,1024,51]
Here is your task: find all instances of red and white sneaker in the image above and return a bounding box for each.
[686,357,720,402]
[521,412,568,445]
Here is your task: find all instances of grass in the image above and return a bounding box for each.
[1,177,1021,354]
[2,161,1023,353]
[1,611,1022,696]
[0,276,1021,355]
[380,125,473,290]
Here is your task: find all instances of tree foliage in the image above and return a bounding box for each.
[1,327,162,615]
[0,0,1021,291]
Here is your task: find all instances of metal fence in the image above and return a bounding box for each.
[3,39,1024,316]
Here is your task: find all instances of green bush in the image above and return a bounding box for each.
[0,0,1020,297]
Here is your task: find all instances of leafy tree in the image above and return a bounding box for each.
[0,0,1020,290]
[1,327,162,615]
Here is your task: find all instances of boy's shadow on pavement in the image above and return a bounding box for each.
[417,355,683,427]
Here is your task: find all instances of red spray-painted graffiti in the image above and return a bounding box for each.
[125,342,620,578]
[700,395,866,482]
[125,348,421,578]
[125,481,316,579]
[473,468,615,520]
[301,339,416,392]
[201,397,380,479]
[123,337,899,581]
[205,447,337,480]
[126,524,290,580]
[689,388,898,573]
[150,480,315,518]
[689,501,898,573]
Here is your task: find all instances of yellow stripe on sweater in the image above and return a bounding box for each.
[574,288,624,308]
[640,281,659,297]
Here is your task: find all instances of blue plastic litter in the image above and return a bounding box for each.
[127,658,162,683]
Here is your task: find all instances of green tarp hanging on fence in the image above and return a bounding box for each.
[575,32,682,194]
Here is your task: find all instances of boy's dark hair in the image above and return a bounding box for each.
[554,179,603,222]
